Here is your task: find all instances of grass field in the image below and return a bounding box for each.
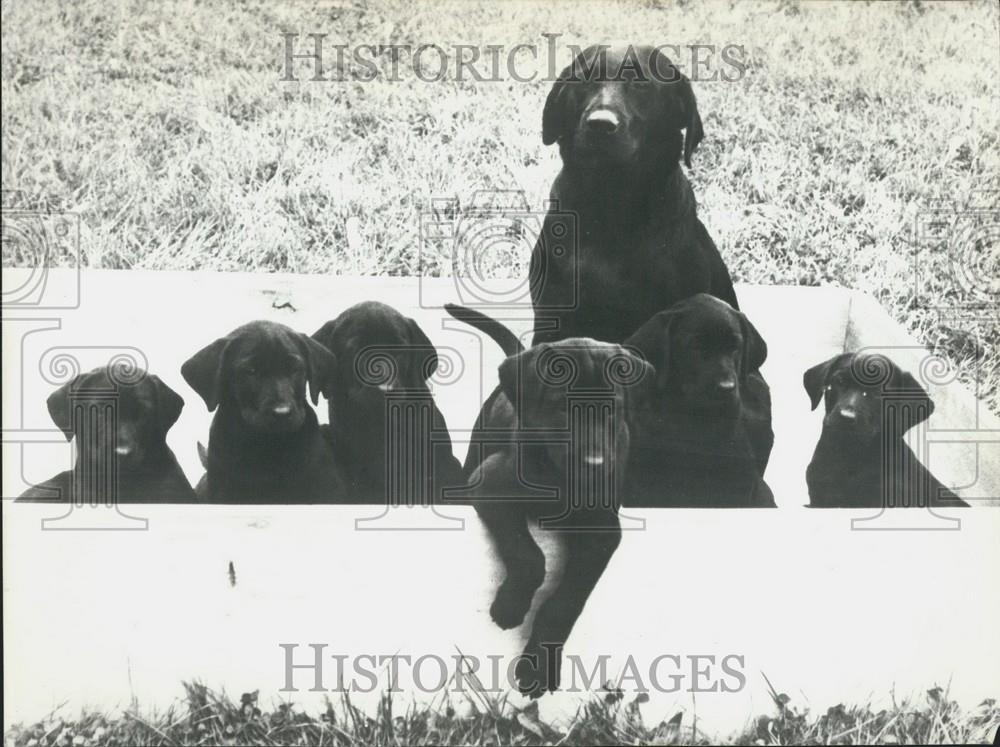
[2,0,998,411]
[5,681,1000,746]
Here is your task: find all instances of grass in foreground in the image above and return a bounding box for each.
[5,681,999,746]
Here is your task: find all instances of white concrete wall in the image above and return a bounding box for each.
[3,270,998,737]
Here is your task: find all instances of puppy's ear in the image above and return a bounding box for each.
[620,354,657,418]
[543,46,601,145]
[498,346,545,414]
[624,311,675,392]
[803,356,839,411]
[181,337,230,412]
[405,317,440,382]
[149,374,184,433]
[651,49,703,167]
[311,318,342,355]
[893,366,935,425]
[737,312,767,380]
[46,376,80,440]
[498,351,522,407]
[297,334,337,405]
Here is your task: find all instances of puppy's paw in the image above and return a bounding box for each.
[490,582,534,630]
[514,644,561,699]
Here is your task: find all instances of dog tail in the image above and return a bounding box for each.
[444,304,524,357]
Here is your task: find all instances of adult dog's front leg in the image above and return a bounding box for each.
[515,509,622,697]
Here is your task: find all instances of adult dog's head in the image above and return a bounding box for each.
[499,339,654,471]
[182,320,334,434]
[803,352,934,444]
[542,44,704,169]
[47,365,184,471]
[625,294,766,416]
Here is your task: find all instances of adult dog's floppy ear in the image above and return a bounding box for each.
[46,376,80,439]
[405,317,439,382]
[624,310,676,392]
[803,355,841,411]
[296,333,337,405]
[543,45,603,145]
[678,76,704,168]
[181,337,230,412]
[650,48,703,167]
[737,311,767,380]
[149,375,184,433]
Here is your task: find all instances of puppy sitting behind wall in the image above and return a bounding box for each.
[312,301,464,505]
[623,294,775,507]
[803,352,968,509]
[182,320,344,503]
[18,365,195,503]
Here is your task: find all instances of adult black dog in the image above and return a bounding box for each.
[182,320,343,503]
[312,301,463,504]
[19,365,195,503]
[530,43,738,347]
[623,294,774,507]
[803,352,968,508]
[446,303,653,698]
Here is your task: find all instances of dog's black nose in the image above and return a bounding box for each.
[585,110,620,134]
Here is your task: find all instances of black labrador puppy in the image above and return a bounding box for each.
[312,301,463,504]
[182,320,343,503]
[446,303,653,698]
[19,365,195,503]
[624,294,774,507]
[803,352,968,508]
[530,43,738,346]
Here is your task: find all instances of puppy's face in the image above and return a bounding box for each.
[625,294,766,415]
[312,302,438,419]
[804,353,934,443]
[182,321,335,435]
[499,339,654,469]
[47,367,184,470]
[227,334,310,432]
[543,44,704,168]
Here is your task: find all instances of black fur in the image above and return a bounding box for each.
[803,352,968,508]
